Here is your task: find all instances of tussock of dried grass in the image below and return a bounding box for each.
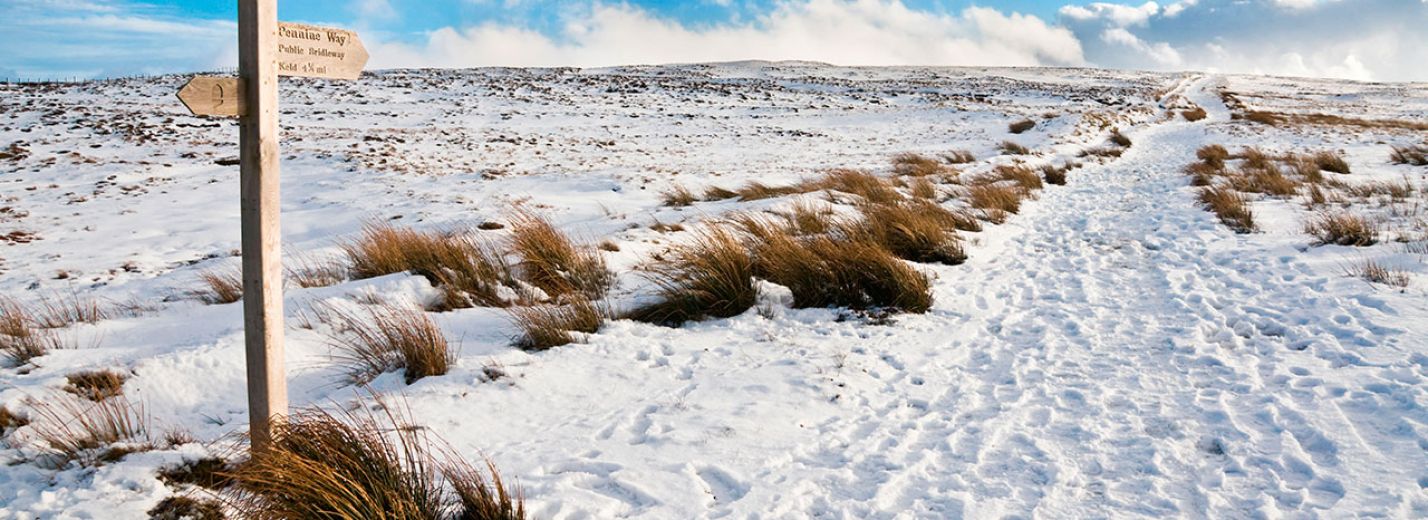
[892,153,947,177]
[1181,107,1208,122]
[815,169,900,204]
[1312,151,1351,174]
[628,227,757,326]
[1305,211,1379,246]
[1196,145,1229,170]
[998,141,1030,155]
[850,201,967,265]
[197,269,243,304]
[1008,119,1036,134]
[942,150,976,164]
[0,297,64,365]
[661,185,697,207]
[967,184,1024,218]
[286,253,347,289]
[1198,187,1256,233]
[323,302,453,384]
[1390,144,1428,166]
[223,404,524,520]
[510,213,611,300]
[1347,258,1410,287]
[27,393,149,467]
[508,298,606,351]
[749,227,932,313]
[64,369,127,402]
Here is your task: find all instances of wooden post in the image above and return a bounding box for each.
[238,0,286,450]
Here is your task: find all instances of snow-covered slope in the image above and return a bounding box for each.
[2,64,1427,518]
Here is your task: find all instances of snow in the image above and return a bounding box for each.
[2,63,1428,518]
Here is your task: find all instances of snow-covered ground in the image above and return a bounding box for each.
[2,63,1427,517]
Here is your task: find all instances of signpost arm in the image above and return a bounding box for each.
[238,0,286,450]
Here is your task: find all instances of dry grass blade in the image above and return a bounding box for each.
[732,181,807,201]
[628,227,756,326]
[26,393,149,467]
[446,458,527,520]
[1304,211,1378,246]
[324,302,453,385]
[223,404,525,520]
[910,177,938,199]
[1228,164,1299,196]
[1198,187,1256,233]
[510,212,612,300]
[343,222,521,309]
[702,186,739,201]
[508,298,605,351]
[196,269,243,304]
[64,369,127,402]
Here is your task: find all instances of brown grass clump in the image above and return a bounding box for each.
[510,213,611,300]
[0,405,28,433]
[1008,119,1036,134]
[1079,146,1124,158]
[147,496,224,520]
[1312,151,1351,174]
[1390,144,1428,166]
[33,292,109,329]
[910,177,938,199]
[628,227,757,326]
[942,150,976,164]
[999,141,1030,155]
[324,302,453,384]
[509,298,605,351]
[750,230,933,313]
[286,254,346,289]
[779,199,837,235]
[1109,129,1132,148]
[158,456,234,490]
[197,269,243,304]
[27,393,149,467]
[967,184,1024,218]
[1244,110,1428,131]
[815,169,900,204]
[1304,211,1379,246]
[851,201,967,265]
[1198,187,1256,233]
[0,298,63,366]
[702,186,739,200]
[1181,107,1208,122]
[989,165,1044,192]
[1197,145,1230,170]
[64,369,127,402]
[1347,259,1410,288]
[661,185,697,207]
[732,181,807,201]
[1185,162,1219,186]
[1238,147,1273,170]
[344,222,524,310]
[223,405,524,520]
[1245,111,1282,125]
[1229,164,1299,196]
[892,153,947,177]
[1040,165,1067,186]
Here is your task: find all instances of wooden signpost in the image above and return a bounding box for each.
[177,0,367,449]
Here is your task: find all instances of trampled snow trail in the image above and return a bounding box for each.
[717,76,1428,518]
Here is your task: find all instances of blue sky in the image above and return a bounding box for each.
[2,0,1425,82]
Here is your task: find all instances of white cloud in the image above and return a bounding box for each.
[367,0,1085,69]
[1059,0,1428,81]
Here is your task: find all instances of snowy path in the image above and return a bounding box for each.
[713,76,1428,518]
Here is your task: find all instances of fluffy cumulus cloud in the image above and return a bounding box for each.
[367,0,1085,69]
[1059,0,1428,81]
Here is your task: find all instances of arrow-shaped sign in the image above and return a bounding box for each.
[177,76,245,117]
[276,22,369,80]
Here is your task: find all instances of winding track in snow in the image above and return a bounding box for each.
[715,75,1428,518]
